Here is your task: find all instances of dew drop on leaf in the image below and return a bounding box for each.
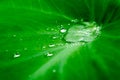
[20,38,23,41]
[68,23,71,25]
[49,44,55,48]
[60,28,67,33]
[14,53,20,58]
[42,46,46,49]
[46,52,53,57]
[52,69,56,73]
[13,35,16,37]
[52,36,57,39]
[24,48,28,50]
[64,21,101,43]
[71,19,79,23]
[60,25,63,27]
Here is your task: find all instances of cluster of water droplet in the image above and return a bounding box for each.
[42,19,101,52]
[5,19,101,59]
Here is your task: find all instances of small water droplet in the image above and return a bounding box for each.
[60,25,63,27]
[42,46,46,49]
[24,48,28,50]
[49,44,55,48]
[13,35,16,37]
[46,28,50,31]
[51,28,54,31]
[14,53,20,58]
[53,69,56,73]
[71,19,79,23]
[57,43,64,46]
[68,23,71,25]
[46,52,53,57]
[60,28,67,33]
[53,36,57,39]
[20,38,23,41]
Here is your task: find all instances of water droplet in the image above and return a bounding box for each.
[60,25,63,27]
[14,53,20,58]
[46,28,50,31]
[46,52,53,57]
[24,48,28,50]
[64,21,101,43]
[71,19,79,23]
[49,44,55,48]
[20,38,23,41]
[51,28,54,31]
[53,36,57,39]
[60,28,67,33]
[68,23,71,25]
[13,35,16,37]
[57,43,64,46]
[53,69,56,73]
[42,46,46,49]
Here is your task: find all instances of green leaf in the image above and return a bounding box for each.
[0,0,120,80]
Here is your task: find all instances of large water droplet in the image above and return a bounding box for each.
[64,21,101,43]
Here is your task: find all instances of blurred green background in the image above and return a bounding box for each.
[0,0,120,80]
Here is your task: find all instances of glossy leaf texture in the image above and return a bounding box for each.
[0,0,120,80]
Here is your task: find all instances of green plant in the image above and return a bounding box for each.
[0,0,120,80]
